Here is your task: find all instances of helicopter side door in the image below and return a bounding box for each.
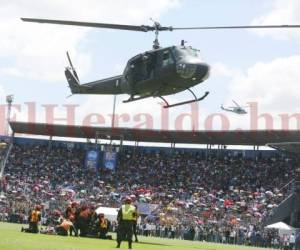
[156,48,176,77]
[129,53,157,83]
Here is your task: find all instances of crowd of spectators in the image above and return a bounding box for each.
[0,142,299,248]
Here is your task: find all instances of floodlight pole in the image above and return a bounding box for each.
[111,94,117,128]
[110,94,117,145]
[5,95,14,137]
[111,80,119,134]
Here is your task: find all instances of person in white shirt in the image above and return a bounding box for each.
[230,229,237,244]
[283,234,290,249]
[290,233,296,250]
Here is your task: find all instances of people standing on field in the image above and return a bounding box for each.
[116,197,137,249]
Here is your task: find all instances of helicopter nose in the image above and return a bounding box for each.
[176,63,210,80]
[196,63,210,81]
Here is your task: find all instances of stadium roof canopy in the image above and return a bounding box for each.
[9,121,300,146]
[267,142,300,154]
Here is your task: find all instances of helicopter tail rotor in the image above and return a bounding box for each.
[65,52,81,94]
[66,51,80,82]
[65,68,81,94]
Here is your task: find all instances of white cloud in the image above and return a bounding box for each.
[226,55,300,129]
[0,0,181,82]
[251,0,300,40]
[0,84,6,98]
[211,62,241,78]
[229,56,300,110]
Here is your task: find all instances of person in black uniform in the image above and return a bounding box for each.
[132,204,139,242]
[116,197,137,249]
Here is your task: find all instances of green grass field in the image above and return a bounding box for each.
[0,223,270,250]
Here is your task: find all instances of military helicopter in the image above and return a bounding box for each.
[21,18,300,108]
[221,100,248,114]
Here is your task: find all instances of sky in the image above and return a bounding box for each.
[1,0,300,143]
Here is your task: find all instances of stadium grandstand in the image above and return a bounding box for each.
[1,121,300,248]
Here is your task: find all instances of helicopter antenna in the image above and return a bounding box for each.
[181,40,188,46]
[150,18,161,49]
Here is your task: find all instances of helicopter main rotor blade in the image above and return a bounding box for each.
[21,18,156,32]
[21,18,300,33]
[172,24,300,30]
[232,100,241,107]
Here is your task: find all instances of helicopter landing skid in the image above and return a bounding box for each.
[159,89,209,108]
[123,94,152,103]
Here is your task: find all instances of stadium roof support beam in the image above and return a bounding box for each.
[217,145,223,159]
[206,144,212,161]
[132,141,139,159]
[119,135,124,152]
[48,135,52,151]
[95,131,101,148]
[253,145,260,161]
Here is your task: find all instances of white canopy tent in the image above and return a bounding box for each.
[96,207,119,222]
[265,222,296,236]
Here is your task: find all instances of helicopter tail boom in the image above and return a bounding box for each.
[65,68,123,95]
[65,51,123,95]
[220,106,232,112]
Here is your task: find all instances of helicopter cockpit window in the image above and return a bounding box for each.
[174,47,201,60]
[187,47,200,57]
[162,50,174,67]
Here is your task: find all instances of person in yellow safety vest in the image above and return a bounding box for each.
[116,197,137,249]
[21,205,41,233]
[55,218,75,236]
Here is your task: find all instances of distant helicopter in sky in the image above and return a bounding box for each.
[21,17,300,108]
[221,100,248,114]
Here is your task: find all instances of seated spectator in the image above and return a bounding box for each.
[55,218,75,236]
[98,213,111,239]
[21,205,41,234]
